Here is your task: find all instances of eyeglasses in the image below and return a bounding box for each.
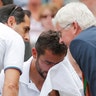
[40,14,55,19]
[58,23,72,37]
[9,6,19,16]
[59,23,72,32]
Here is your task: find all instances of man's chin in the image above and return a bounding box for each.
[42,73,47,79]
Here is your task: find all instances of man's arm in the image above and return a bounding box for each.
[2,69,20,96]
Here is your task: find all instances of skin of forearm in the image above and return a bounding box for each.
[2,69,20,96]
[2,82,19,96]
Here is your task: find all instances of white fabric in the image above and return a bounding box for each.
[0,56,84,96]
[0,57,40,96]
[40,57,84,96]
[0,23,25,72]
[29,17,44,48]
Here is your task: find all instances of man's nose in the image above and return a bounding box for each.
[59,38,63,44]
[24,33,30,42]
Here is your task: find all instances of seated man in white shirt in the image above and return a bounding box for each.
[0,30,67,96]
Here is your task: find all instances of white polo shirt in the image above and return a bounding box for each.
[0,56,83,96]
[0,57,40,96]
[40,57,84,96]
[19,57,40,96]
[0,23,25,72]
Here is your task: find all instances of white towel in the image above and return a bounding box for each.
[40,57,84,96]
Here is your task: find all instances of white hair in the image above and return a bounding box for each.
[52,2,96,30]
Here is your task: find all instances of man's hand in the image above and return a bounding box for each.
[49,90,60,96]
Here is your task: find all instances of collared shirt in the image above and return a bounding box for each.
[0,57,40,96]
[0,23,25,73]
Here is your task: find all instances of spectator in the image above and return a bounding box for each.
[38,3,58,31]
[23,0,43,48]
[0,0,13,7]
[80,0,96,16]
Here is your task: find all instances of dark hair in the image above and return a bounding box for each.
[0,4,31,24]
[24,10,31,18]
[1,0,13,5]
[35,30,67,57]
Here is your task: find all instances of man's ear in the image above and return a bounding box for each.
[72,21,81,35]
[7,16,16,28]
[32,48,37,59]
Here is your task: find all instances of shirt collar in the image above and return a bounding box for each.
[20,57,33,84]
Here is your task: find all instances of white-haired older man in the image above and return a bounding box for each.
[53,2,96,96]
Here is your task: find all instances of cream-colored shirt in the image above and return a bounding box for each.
[0,57,40,96]
[40,57,84,96]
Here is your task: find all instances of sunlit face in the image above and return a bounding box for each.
[13,15,30,42]
[40,8,54,30]
[40,8,53,20]
[35,50,65,79]
[56,23,75,47]
[29,0,41,10]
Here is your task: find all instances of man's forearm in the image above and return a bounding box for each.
[2,82,19,96]
[2,69,20,96]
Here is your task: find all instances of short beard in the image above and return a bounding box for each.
[35,60,46,79]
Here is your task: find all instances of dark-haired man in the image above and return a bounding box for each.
[0,4,31,96]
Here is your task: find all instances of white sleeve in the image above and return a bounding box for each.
[4,36,25,73]
[0,70,4,95]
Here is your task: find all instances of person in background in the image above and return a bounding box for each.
[0,0,13,7]
[53,2,96,96]
[49,0,64,9]
[80,0,96,16]
[0,30,67,96]
[38,3,58,31]
[23,0,43,48]
[0,4,31,96]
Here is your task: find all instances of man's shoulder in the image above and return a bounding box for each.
[75,26,96,40]
[0,23,23,41]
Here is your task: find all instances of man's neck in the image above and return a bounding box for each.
[29,59,44,91]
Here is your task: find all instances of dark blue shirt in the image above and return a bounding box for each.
[70,26,96,96]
